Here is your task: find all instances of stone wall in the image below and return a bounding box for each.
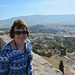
[0,37,6,50]
[0,35,11,50]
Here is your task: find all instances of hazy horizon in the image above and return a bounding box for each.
[0,14,75,20]
[0,0,75,20]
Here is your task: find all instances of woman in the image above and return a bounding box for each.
[0,19,33,75]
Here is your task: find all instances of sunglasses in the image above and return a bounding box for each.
[14,31,28,35]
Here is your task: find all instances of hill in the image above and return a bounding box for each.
[29,24,59,33]
[0,14,75,28]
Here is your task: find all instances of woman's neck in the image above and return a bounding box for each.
[14,39,25,52]
[14,39,25,47]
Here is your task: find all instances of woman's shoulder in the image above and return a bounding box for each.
[26,39,32,47]
[26,39,31,43]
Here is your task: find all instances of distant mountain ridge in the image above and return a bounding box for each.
[0,14,75,28]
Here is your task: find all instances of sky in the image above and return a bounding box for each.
[0,0,75,20]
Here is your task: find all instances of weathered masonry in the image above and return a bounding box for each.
[0,35,11,50]
[0,37,6,50]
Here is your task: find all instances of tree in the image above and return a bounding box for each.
[32,48,38,54]
[59,60,64,74]
[46,52,52,57]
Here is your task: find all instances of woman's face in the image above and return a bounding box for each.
[14,27,27,43]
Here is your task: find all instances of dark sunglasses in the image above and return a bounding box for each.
[14,31,28,35]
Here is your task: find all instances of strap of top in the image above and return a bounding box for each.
[25,41,31,75]
[14,40,18,50]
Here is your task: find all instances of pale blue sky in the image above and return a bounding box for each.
[0,0,75,20]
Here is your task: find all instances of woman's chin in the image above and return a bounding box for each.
[19,39,25,42]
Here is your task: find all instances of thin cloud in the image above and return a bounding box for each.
[39,0,71,4]
[24,0,71,9]
[0,5,8,7]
